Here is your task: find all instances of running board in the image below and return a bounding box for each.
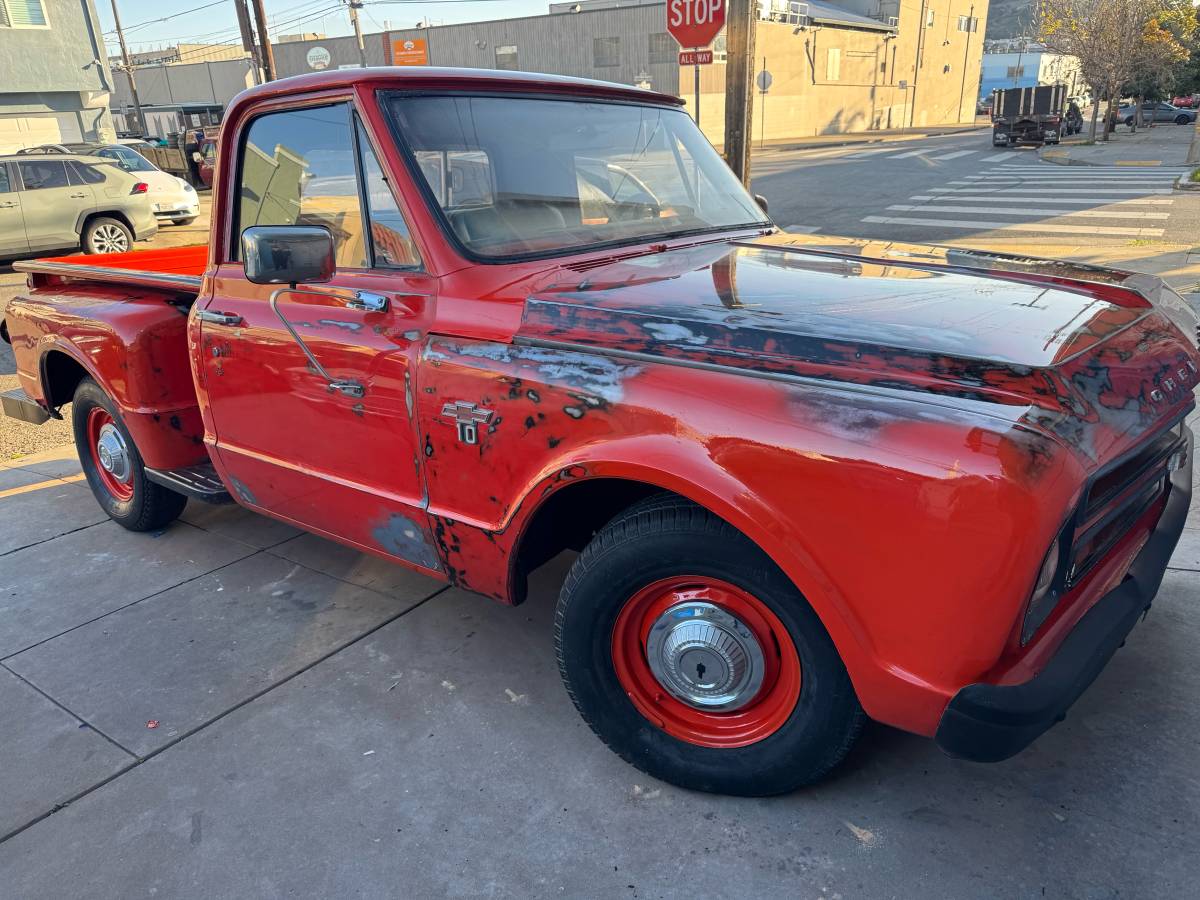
[145,463,233,504]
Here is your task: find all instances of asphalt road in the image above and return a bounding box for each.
[751,128,1200,245]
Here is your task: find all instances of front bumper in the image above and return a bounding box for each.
[935,426,1192,762]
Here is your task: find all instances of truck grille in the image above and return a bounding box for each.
[1065,421,1185,587]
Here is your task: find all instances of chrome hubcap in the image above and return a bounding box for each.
[96,423,131,484]
[646,601,766,711]
[91,224,128,253]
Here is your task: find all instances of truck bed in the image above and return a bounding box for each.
[13,245,206,298]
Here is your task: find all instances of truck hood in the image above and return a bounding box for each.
[520,236,1200,467]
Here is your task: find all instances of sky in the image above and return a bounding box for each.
[96,0,556,56]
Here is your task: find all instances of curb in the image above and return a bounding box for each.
[1188,122,1200,166]
[1038,147,1169,167]
[1175,173,1200,191]
[752,124,984,153]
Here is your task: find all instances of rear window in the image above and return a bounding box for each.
[68,161,106,185]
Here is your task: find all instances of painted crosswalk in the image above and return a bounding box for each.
[859,164,1185,239]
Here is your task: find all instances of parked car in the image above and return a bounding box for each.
[1119,101,1197,127]
[194,137,217,189]
[0,154,157,258]
[18,142,199,226]
[1171,95,1197,109]
[3,69,1198,797]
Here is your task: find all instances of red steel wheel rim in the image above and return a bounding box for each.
[86,407,134,502]
[611,576,802,749]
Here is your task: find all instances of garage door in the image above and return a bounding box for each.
[0,113,83,154]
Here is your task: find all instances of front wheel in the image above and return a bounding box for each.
[73,378,187,531]
[555,495,864,796]
[172,217,197,227]
[82,217,132,254]
[1177,115,1192,126]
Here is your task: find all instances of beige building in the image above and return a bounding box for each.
[686,0,987,143]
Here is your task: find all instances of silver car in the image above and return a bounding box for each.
[0,154,158,258]
[1119,102,1197,127]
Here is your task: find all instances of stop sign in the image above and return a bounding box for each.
[667,0,725,50]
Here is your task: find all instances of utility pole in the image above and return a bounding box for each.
[108,0,145,136]
[348,0,368,68]
[723,0,756,185]
[233,0,262,83]
[251,0,277,81]
[909,0,928,128]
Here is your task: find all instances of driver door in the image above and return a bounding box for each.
[198,102,442,573]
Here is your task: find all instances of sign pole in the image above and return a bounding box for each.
[695,59,701,126]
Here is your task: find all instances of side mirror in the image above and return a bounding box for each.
[242,225,335,285]
[754,194,769,214]
[192,151,203,163]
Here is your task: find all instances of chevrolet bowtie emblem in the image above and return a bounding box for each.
[442,401,494,445]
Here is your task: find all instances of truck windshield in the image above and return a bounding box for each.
[386,95,769,259]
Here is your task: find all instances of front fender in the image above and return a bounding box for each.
[418,337,1085,736]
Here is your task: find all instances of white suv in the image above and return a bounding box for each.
[0,154,158,258]
[20,143,200,226]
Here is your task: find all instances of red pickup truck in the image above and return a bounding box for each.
[3,69,1198,796]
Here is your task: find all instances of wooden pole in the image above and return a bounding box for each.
[723,0,756,185]
[233,0,262,84]
[109,0,145,136]
[250,0,277,81]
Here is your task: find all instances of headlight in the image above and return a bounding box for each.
[1021,537,1064,644]
[182,182,195,192]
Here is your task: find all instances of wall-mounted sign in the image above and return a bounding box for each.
[392,38,429,66]
[678,49,714,66]
[306,47,332,70]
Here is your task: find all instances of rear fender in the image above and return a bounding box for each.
[5,287,207,470]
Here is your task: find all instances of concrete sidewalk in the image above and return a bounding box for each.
[741,121,987,153]
[1040,120,1199,167]
[2,428,1200,896]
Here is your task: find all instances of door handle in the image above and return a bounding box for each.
[197,309,243,326]
[69,193,87,199]
[0,201,16,209]
[346,290,389,312]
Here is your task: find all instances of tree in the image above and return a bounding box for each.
[1037,0,1185,139]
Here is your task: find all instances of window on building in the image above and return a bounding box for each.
[925,9,935,27]
[648,32,674,64]
[1006,65,1025,79]
[17,160,68,190]
[957,15,978,33]
[594,36,620,68]
[0,0,49,27]
[826,48,841,81]
[712,31,727,62]
[494,44,518,71]
[236,103,372,269]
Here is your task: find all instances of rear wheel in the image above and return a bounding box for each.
[82,217,132,254]
[555,495,864,796]
[72,378,186,531]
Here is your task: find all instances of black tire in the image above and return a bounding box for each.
[72,378,187,531]
[82,216,133,254]
[1125,116,1135,128]
[555,494,864,796]
[1177,115,1191,126]
[172,217,197,227]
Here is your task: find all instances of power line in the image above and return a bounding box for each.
[103,0,227,36]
